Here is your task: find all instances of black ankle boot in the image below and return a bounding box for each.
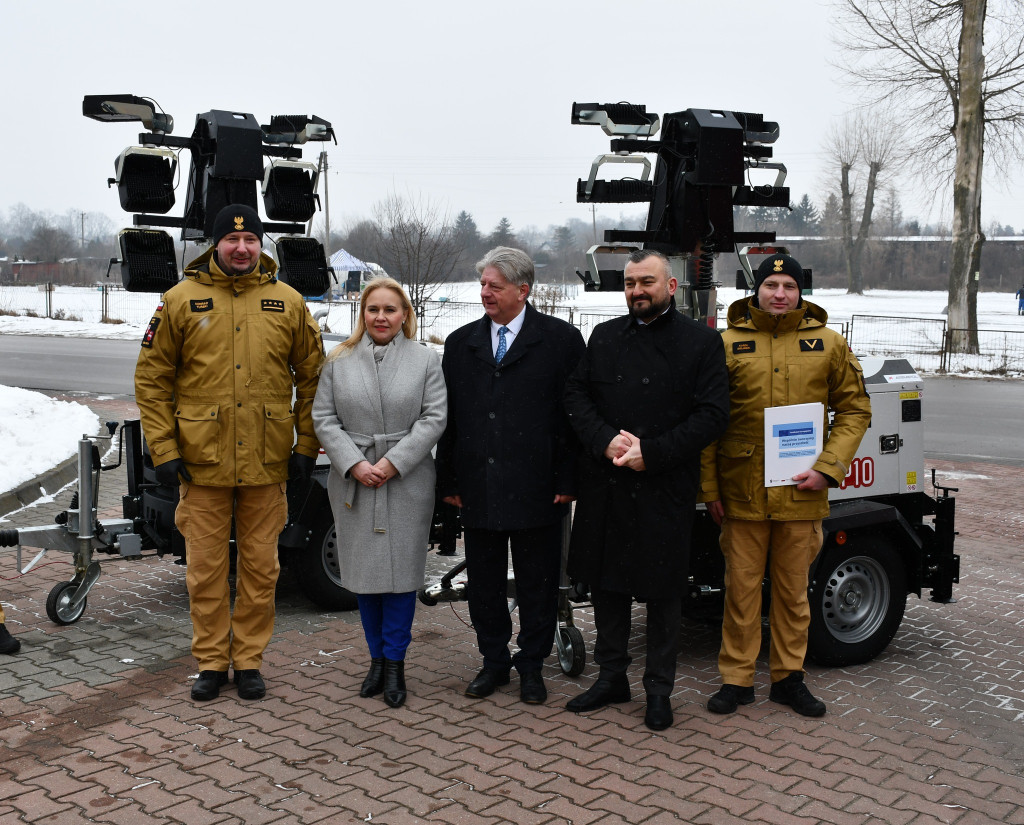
[383,659,406,708]
[360,657,385,697]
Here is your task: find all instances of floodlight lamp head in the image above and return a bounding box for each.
[571,102,660,137]
[261,114,335,145]
[82,94,174,134]
[113,147,177,214]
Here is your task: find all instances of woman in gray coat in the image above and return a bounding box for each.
[312,278,447,708]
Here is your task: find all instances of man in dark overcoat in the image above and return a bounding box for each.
[436,246,586,705]
[563,248,730,730]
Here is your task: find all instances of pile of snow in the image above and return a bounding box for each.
[0,387,99,496]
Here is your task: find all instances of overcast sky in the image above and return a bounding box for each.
[3,0,1022,241]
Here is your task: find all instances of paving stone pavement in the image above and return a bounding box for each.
[1,395,1022,824]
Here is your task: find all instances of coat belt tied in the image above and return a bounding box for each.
[343,429,411,532]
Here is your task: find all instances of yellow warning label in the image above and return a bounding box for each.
[899,391,921,399]
[907,472,917,485]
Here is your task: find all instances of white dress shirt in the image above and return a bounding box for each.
[490,305,527,358]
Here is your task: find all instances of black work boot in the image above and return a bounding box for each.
[0,624,21,655]
[383,659,407,708]
[769,672,826,717]
[707,684,756,714]
[234,669,267,700]
[191,670,228,701]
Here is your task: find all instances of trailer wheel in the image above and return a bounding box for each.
[46,581,87,625]
[556,626,586,677]
[807,535,906,667]
[293,510,358,611]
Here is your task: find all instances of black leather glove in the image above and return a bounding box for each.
[155,458,192,486]
[288,452,316,481]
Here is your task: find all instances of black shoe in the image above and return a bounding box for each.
[769,673,826,717]
[707,683,756,715]
[234,669,267,700]
[0,624,20,655]
[565,677,631,713]
[464,667,511,698]
[383,659,407,708]
[520,670,547,705]
[360,658,385,698]
[191,670,228,701]
[644,695,673,731]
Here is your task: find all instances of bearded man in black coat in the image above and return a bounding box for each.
[563,249,730,731]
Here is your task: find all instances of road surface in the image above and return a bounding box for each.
[0,334,1020,465]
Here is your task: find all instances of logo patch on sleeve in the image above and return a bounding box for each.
[189,298,213,312]
[141,317,160,348]
[261,299,286,313]
[799,338,824,352]
[733,340,756,354]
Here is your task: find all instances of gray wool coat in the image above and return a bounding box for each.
[312,334,447,594]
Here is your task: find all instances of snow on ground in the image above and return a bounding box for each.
[0,283,1021,498]
[0,386,99,496]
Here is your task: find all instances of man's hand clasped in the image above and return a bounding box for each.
[605,429,646,472]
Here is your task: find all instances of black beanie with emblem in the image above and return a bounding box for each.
[212,204,264,246]
[753,254,803,294]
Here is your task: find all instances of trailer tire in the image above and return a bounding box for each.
[556,626,586,677]
[46,580,87,625]
[807,535,906,667]
[293,510,358,611]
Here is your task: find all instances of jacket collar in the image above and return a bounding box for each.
[727,296,828,333]
[183,247,279,289]
[613,303,680,335]
[468,301,543,367]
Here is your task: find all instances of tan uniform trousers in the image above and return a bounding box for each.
[0,604,6,623]
[175,481,287,671]
[718,518,823,685]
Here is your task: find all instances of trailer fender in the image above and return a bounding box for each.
[821,498,924,595]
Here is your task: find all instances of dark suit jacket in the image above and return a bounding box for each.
[436,302,586,531]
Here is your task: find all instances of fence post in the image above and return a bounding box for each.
[940,329,948,372]
[102,283,108,322]
[46,283,53,319]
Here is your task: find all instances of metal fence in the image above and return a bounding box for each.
[942,328,1024,375]
[0,283,162,326]
[2,284,1021,375]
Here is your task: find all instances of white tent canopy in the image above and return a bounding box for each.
[329,249,369,272]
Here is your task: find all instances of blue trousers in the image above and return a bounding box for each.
[357,592,417,661]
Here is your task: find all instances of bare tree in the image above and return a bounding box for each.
[370,192,464,331]
[834,0,1024,350]
[823,112,901,293]
[24,224,77,262]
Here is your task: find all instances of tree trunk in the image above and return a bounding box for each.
[840,163,861,293]
[850,160,881,293]
[947,0,986,354]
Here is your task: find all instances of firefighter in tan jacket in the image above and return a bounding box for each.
[135,204,323,702]
[699,254,870,718]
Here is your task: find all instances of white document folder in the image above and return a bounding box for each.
[764,402,825,487]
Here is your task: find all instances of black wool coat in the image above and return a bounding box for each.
[565,308,730,599]
[436,303,586,531]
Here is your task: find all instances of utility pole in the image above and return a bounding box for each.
[81,212,86,251]
[322,151,330,251]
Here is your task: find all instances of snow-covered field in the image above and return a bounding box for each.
[1,282,1021,498]
[1,282,1021,339]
